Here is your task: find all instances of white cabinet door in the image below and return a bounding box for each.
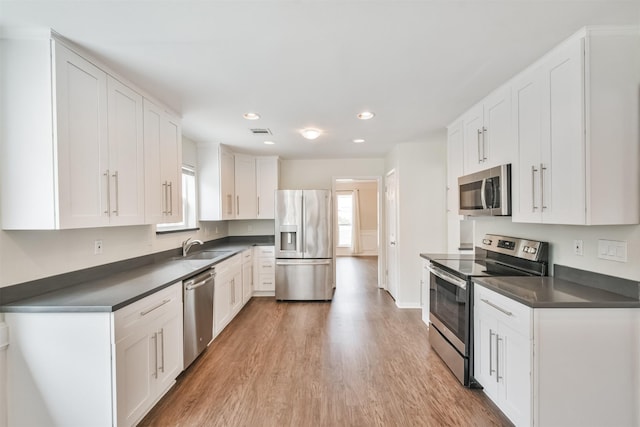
[242,251,254,304]
[234,154,256,219]
[462,104,484,174]
[461,86,513,176]
[106,76,145,226]
[115,329,155,427]
[155,308,184,396]
[539,37,585,225]
[143,99,183,224]
[53,41,110,229]
[474,307,499,400]
[214,275,232,336]
[161,113,183,224]
[220,148,235,219]
[256,157,279,219]
[231,271,243,315]
[498,323,531,427]
[511,66,543,223]
[482,85,512,169]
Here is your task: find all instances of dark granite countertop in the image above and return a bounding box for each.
[1,238,273,314]
[419,252,480,261]
[472,276,640,309]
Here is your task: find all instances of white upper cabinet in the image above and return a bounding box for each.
[198,144,279,220]
[0,34,180,229]
[234,154,256,220]
[256,157,280,219]
[462,85,513,174]
[143,99,183,224]
[512,27,640,225]
[106,76,145,226]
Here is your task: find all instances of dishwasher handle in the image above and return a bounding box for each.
[184,270,215,291]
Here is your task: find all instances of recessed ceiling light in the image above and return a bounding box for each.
[301,128,321,140]
[353,139,365,143]
[357,111,375,120]
[243,112,261,120]
[264,141,275,145]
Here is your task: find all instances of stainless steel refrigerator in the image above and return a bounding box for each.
[275,190,334,301]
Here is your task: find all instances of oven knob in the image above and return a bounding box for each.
[530,247,537,254]
[482,239,492,245]
[523,246,529,253]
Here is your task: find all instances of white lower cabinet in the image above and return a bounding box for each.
[213,254,243,337]
[5,282,183,427]
[254,246,276,295]
[474,283,640,427]
[242,249,254,303]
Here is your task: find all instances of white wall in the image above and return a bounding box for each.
[0,137,228,288]
[385,133,448,308]
[473,218,640,281]
[280,158,385,189]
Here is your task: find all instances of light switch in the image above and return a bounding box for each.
[597,239,627,262]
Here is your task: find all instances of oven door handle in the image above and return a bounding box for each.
[427,265,467,290]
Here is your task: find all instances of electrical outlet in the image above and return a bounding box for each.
[215,226,219,234]
[94,240,103,254]
[573,240,583,256]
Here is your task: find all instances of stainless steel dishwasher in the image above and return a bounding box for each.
[183,267,215,369]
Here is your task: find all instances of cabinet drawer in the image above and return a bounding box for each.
[475,285,532,337]
[258,274,275,290]
[255,246,275,257]
[257,259,275,273]
[114,282,182,341]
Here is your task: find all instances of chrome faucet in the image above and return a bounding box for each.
[182,237,203,257]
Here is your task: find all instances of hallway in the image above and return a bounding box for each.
[140,257,510,426]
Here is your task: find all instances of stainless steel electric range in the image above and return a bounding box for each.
[424,234,549,387]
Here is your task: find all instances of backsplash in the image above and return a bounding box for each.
[473,217,640,281]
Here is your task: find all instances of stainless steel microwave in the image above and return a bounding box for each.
[458,164,511,216]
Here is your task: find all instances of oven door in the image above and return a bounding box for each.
[428,265,469,356]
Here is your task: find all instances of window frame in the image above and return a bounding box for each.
[155,166,199,234]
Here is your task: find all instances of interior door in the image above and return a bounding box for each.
[385,170,398,300]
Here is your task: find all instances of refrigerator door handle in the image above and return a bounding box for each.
[276,260,332,266]
[301,193,306,255]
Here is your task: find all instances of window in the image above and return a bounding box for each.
[336,192,353,247]
[156,166,198,232]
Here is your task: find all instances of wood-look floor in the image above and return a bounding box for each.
[140,256,512,427]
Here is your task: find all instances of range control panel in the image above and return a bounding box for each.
[480,234,548,261]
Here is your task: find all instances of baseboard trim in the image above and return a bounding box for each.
[395,302,421,309]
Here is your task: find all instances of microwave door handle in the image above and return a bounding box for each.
[480,178,488,209]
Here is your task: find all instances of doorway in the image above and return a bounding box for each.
[332,176,383,288]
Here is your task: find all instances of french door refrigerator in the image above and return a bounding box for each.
[275,190,334,301]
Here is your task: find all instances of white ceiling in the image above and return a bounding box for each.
[1,1,638,159]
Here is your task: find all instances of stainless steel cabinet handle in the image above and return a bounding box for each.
[112,171,119,215]
[480,298,513,316]
[237,195,240,216]
[540,163,547,210]
[140,298,171,316]
[168,181,173,215]
[227,194,232,215]
[162,182,168,214]
[496,335,503,382]
[158,328,165,373]
[151,332,158,379]
[477,129,482,163]
[104,170,111,215]
[531,165,539,211]
[489,329,495,376]
[257,196,260,216]
[482,127,488,161]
